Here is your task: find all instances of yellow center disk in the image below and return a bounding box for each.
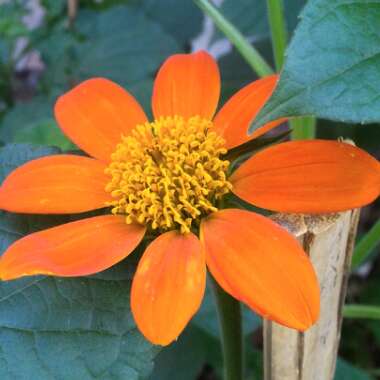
[105,115,232,233]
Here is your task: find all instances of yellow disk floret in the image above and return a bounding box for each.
[105,115,232,233]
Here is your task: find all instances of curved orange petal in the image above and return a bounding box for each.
[0,215,145,280]
[0,155,110,214]
[152,51,220,120]
[213,75,285,149]
[131,231,206,346]
[230,140,380,213]
[54,78,148,162]
[201,209,320,331]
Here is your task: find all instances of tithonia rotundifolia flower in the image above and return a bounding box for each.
[0,51,379,345]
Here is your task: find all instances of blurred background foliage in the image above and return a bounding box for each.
[0,0,379,379]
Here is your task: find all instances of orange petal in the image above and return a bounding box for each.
[152,51,220,120]
[213,75,285,149]
[0,215,145,280]
[230,140,380,213]
[201,209,320,331]
[0,155,110,214]
[131,231,206,346]
[54,78,148,161]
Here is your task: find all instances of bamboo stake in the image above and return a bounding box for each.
[264,209,360,380]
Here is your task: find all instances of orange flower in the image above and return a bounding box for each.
[0,51,380,346]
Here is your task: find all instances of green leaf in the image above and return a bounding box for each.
[250,0,380,133]
[74,6,178,84]
[0,2,28,39]
[36,5,179,112]
[0,144,159,379]
[0,143,61,181]
[12,120,75,151]
[132,0,203,47]
[334,358,374,380]
[0,96,74,150]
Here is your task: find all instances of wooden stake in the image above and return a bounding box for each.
[264,209,360,380]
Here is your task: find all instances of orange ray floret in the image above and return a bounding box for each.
[0,215,145,280]
[0,50,380,346]
[213,75,286,149]
[201,209,319,331]
[152,51,220,120]
[231,140,380,213]
[131,231,206,345]
[55,78,148,162]
[0,155,111,214]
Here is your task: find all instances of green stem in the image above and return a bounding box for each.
[210,275,244,380]
[193,0,273,77]
[290,117,317,140]
[266,0,288,70]
[265,0,317,139]
[343,304,380,320]
[352,218,380,269]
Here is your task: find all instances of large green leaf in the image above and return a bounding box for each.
[74,6,178,85]
[0,144,159,379]
[250,0,380,132]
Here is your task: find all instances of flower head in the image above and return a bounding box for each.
[0,51,379,345]
[105,115,231,233]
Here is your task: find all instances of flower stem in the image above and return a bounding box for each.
[210,275,244,380]
[266,0,317,139]
[193,0,273,77]
[290,116,317,140]
[266,0,288,70]
[343,304,380,320]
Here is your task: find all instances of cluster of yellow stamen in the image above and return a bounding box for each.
[105,115,232,233]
